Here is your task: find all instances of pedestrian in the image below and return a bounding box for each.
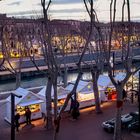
[54,115,61,133]
[42,112,47,128]
[15,112,20,132]
[25,107,31,125]
[71,100,80,120]
[122,89,127,101]
[69,97,75,114]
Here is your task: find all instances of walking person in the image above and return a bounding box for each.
[15,112,20,132]
[25,107,31,125]
[69,97,75,114]
[42,112,47,128]
[122,89,127,101]
[71,100,80,120]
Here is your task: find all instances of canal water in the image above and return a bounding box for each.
[0,72,93,92]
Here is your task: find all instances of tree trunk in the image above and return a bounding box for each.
[114,107,122,140]
[91,71,102,113]
[113,88,123,140]
[16,72,21,88]
[53,74,58,140]
[63,66,68,87]
[53,79,58,120]
[46,76,53,130]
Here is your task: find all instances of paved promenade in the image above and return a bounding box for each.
[0,100,140,140]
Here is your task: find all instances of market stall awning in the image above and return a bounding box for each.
[98,75,113,88]
[18,100,44,107]
[6,87,44,106]
[65,80,89,93]
[38,86,70,100]
[115,72,126,81]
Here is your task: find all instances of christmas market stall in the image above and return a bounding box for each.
[65,80,107,109]
[37,86,70,114]
[5,87,44,123]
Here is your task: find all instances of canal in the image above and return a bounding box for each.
[0,58,139,92]
[0,71,94,92]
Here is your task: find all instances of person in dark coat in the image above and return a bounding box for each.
[69,97,75,114]
[71,100,80,120]
[25,107,31,124]
[122,89,127,101]
[15,113,20,132]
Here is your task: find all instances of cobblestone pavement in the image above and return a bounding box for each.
[0,100,140,140]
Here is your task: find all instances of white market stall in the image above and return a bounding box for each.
[37,86,70,114]
[98,75,117,100]
[5,87,44,123]
[65,80,107,109]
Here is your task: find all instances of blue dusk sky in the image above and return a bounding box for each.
[0,0,140,22]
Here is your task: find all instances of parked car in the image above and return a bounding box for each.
[121,113,133,127]
[102,113,133,133]
[102,118,115,133]
[129,111,139,121]
[121,114,133,123]
[128,121,139,132]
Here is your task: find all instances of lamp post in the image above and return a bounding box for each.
[11,92,22,140]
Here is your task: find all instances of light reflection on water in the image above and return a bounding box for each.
[0,72,92,92]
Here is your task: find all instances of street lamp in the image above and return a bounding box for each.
[11,92,22,140]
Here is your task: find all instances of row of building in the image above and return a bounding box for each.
[0,14,140,58]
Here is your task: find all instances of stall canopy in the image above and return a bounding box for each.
[115,72,126,81]
[65,80,90,93]
[6,87,44,106]
[65,80,107,102]
[134,71,139,78]
[115,72,138,81]
[98,75,113,89]
[65,80,105,93]
[38,86,70,100]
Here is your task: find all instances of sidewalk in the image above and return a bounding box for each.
[0,101,140,140]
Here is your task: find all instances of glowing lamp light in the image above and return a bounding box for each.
[0,54,3,58]
[88,85,91,89]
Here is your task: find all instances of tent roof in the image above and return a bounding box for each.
[65,79,106,94]
[98,75,113,88]
[115,72,138,81]
[65,80,89,93]
[134,71,139,78]
[38,86,70,99]
[18,100,44,107]
[38,86,47,98]
[115,72,126,81]
[56,86,70,99]
[6,87,43,106]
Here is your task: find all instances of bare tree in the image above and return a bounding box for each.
[40,0,59,130]
[2,22,25,88]
[53,1,95,137]
[106,0,140,139]
[83,0,139,139]
[83,0,106,113]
